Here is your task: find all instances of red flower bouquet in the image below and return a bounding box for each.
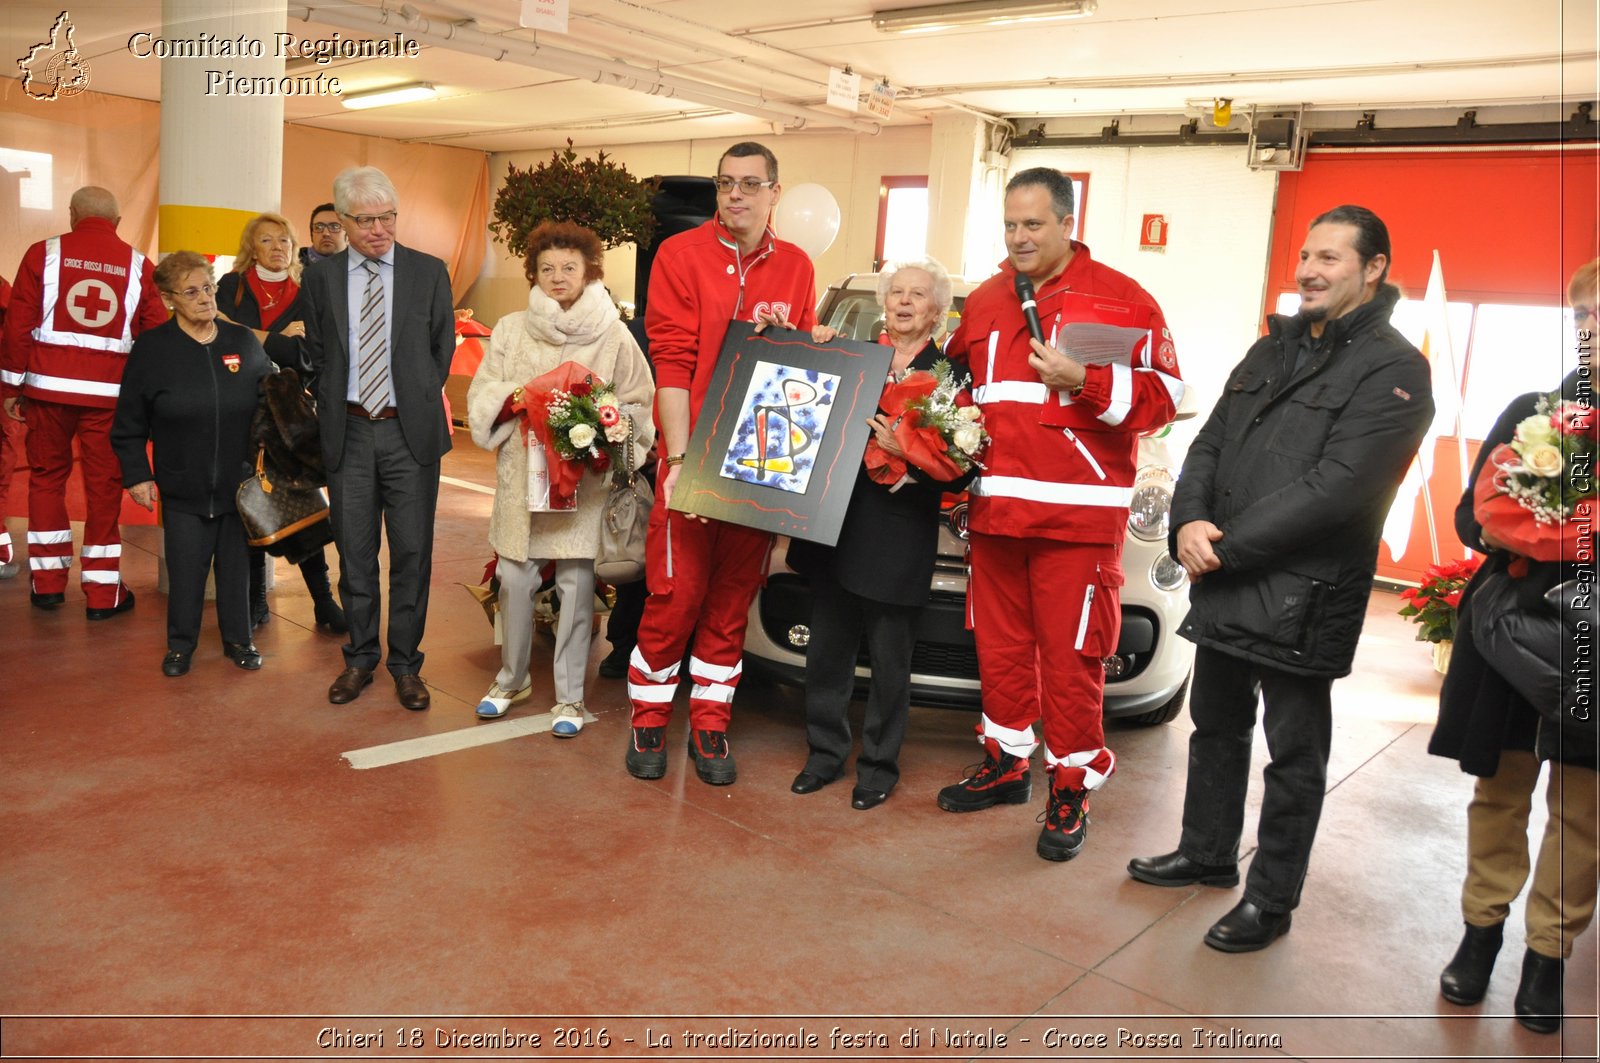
[1472,391,1596,564]
[511,360,625,508]
[865,358,987,485]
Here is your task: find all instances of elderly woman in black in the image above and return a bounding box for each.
[1430,257,1600,1034]
[789,257,973,809]
[216,212,346,635]
[111,251,272,676]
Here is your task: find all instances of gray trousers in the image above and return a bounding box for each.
[497,556,595,705]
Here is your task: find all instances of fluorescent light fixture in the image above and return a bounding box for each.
[872,0,1097,33]
[340,82,437,110]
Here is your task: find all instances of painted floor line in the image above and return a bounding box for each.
[342,708,597,769]
[440,474,496,496]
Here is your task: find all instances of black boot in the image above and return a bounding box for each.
[300,551,347,634]
[1439,921,1503,1005]
[1514,948,1564,1034]
[248,549,270,628]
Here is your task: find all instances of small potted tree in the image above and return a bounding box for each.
[489,139,657,257]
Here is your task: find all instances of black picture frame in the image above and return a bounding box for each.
[669,322,894,545]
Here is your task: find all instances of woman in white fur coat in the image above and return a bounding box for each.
[467,222,655,733]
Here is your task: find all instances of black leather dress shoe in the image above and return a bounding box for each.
[30,591,65,609]
[86,590,135,620]
[1440,921,1503,1006]
[1128,850,1240,888]
[1203,899,1292,953]
[395,673,431,711]
[791,770,835,795]
[1514,948,1564,1034]
[161,651,192,677]
[328,667,374,704]
[851,786,889,810]
[223,642,262,670]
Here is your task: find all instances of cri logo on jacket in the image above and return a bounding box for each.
[749,301,794,324]
[222,353,241,373]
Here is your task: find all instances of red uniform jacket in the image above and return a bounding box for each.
[946,243,1184,545]
[1,217,167,409]
[645,217,816,436]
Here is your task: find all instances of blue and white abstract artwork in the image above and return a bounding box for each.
[719,361,840,494]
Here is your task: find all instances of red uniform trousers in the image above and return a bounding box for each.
[0,412,23,565]
[627,501,771,732]
[968,531,1121,790]
[25,400,126,606]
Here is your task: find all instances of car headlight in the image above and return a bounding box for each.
[1151,551,1187,592]
[1127,481,1172,542]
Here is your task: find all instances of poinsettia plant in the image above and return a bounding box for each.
[1397,557,1483,643]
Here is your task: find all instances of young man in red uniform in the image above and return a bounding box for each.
[1,186,167,616]
[939,168,1184,861]
[0,274,18,579]
[625,142,817,786]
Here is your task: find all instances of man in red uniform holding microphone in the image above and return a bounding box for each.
[624,142,817,786]
[1,186,167,616]
[939,168,1184,861]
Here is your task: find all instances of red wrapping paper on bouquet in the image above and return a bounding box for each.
[511,360,594,509]
[863,372,968,485]
[1472,442,1592,565]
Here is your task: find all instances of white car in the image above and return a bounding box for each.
[742,273,1197,725]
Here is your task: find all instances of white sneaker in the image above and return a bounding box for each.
[551,701,585,738]
[0,561,17,580]
[476,681,532,719]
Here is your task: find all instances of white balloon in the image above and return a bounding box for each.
[774,183,841,259]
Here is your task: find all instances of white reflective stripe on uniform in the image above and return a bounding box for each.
[980,713,1039,758]
[28,529,73,545]
[1098,364,1134,427]
[690,682,737,704]
[628,646,680,683]
[1153,369,1185,407]
[1043,745,1116,788]
[971,476,1133,508]
[0,370,23,386]
[973,380,1049,405]
[25,372,121,398]
[1061,427,1106,480]
[31,237,139,353]
[688,656,741,683]
[30,556,70,569]
[986,330,998,386]
[82,570,121,583]
[628,682,677,703]
[81,543,121,558]
[1074,582,1095,650]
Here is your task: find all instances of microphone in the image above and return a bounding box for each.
[1014,272,1044,345]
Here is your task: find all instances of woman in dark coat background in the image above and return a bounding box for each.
[1430,257,1599,1034]
[216,212,346,635]
[112,251,272,676]
[788,258,974,810]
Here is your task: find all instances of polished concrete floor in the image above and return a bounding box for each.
[1,444,1596,1062]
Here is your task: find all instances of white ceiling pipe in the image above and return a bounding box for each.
[286,2,883,134]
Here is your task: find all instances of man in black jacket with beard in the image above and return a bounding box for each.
[1127,205,1434,952]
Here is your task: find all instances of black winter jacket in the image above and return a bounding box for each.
[1171,286,1435,676]
[110,319,272,517]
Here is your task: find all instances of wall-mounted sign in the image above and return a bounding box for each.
[864,80,896,120]
[521,0,569,34]
[826,68,860,112]
[1140,213,1168,251]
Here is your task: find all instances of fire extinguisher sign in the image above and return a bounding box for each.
[1140,213,1168,251]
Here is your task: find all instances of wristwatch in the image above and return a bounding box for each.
[665,453,686,467]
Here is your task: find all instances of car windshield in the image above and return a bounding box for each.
[818,284,965,343]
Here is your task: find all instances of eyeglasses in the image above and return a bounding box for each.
[712,176,776,195]
[166,284,215,300]
[342,211,397,230]
[311,222,343,234]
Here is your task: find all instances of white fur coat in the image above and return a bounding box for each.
[468,281,655,562]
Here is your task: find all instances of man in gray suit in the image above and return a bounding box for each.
[300,166,454,710]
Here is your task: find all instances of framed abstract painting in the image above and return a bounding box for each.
[670,323,894,544]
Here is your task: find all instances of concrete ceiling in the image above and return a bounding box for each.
[3,0,1595,152]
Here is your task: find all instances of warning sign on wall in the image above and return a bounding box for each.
[1140,214,1168,251]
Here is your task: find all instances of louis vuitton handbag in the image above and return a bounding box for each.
[236,449,332,555]
[594,415,652,585]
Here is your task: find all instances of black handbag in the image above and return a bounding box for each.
[237,449,332,559]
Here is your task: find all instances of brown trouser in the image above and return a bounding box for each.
[1462,750,1599,958]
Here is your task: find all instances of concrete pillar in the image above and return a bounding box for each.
[157,0,287,263]
[926,112,1010,281]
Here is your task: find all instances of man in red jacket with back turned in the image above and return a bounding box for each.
[624,142,817,786]
[939,167,1184,861]
[0,186,167,616]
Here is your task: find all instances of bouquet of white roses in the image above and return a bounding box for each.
[865,357,987,484]
[1472,390,1596,562]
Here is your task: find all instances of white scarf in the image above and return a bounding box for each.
[254,263,290,283]
[524,281,619,348]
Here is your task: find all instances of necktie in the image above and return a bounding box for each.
[357,259,392,412]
